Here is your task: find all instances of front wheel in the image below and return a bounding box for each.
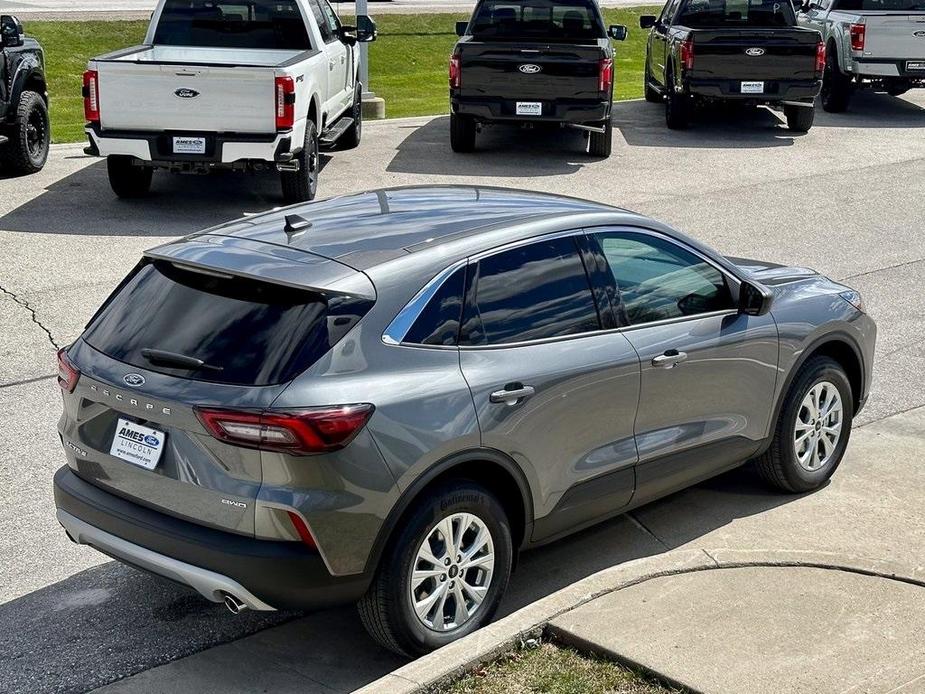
[358,481,513,656]
[588,119,613,157]
[644,62,662,103]
[0,90,50,175]
[754,356,854,493]
[107,155,153,198]
[280,119,319,204]
[784,104,815,133]
[339,83,363,150]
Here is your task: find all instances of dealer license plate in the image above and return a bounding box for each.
[741,81,765,94]
[906,61,925,72]
[173,136,206,154]
[516,101,542,116]
[109,418,166,470]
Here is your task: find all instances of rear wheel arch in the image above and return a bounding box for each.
[307,95,319,129]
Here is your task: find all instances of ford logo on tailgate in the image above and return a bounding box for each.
[745,47,766,57]
[174,88,200,99]
[914,30,925,38]
[518,64,542,74]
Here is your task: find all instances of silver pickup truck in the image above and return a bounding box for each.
[797,0,925,111]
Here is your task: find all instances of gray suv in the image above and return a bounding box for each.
[53,186,876,655]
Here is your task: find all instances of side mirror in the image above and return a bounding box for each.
[337,25,358,46]
[455,21,468,36]
[738,280,774,316]
[0,15,24,48]
[608,24,628,41]
[639,15,657,29]
[356,15,377,43]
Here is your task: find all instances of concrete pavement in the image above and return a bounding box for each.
[1,92,924,693]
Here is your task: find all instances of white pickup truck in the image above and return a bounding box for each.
[798,0,925,112]
[82,0,376,202]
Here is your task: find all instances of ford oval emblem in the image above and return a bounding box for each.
[143,434,160,447]
[914,30,925,38]
[123,373,146,387]
[745,47,765,57]
[518,64,542,74]
[174,88,200,99]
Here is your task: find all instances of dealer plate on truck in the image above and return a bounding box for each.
[109,418,166,470]
[741,81,765,94]
[516,101,542,116]
[173,136,206,154]
[907,61,925,72]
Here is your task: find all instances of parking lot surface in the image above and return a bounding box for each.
[1,92,924,693]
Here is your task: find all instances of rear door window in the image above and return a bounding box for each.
[83,260,372,386]
[461,237,601,346]
[470,0,606,40]
[154,0,312,50]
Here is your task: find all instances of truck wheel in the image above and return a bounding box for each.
[339,84,363,150]
[107,155,153,198]
[644,63,662,103]
[784,104,815,133]
[0,90,50,175]
[886,82,910,97]
[358,481,513,656]
[821,48,851,113]
[588,119,613,157]
[665,84,691,130]
[281,119,319,204]
[450,112,476,153]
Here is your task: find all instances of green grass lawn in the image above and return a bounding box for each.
[26,8,658,144]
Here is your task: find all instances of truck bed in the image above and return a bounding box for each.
[98,45,309,68]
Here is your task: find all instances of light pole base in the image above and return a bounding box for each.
[362,93,386,120]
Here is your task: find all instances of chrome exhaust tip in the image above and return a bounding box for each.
[222,593,247,615]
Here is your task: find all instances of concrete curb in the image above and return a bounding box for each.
[355,548,925,693]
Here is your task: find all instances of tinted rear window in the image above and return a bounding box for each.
[153,0,311,50]
[836,0,925,9]
[469,0,605,40]
[403,266,466,347]
[678,0,796,27]
[83,261,372,386]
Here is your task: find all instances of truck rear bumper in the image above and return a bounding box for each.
[84,122,303,165]
[852,58,925,79]
[54,465,371,611]
[687,79,821,102]
[452,96,610,124]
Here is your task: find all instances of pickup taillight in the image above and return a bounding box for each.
[598,58,614,93]
[850,23,866,52]
[680,37,695,72]
[275,76,295,131]
[82,69,100,123]
[449,52,461,89]
[815,41,826,76]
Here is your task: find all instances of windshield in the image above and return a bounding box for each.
[153,0,311,50]
[678,0,796,26]
[469,0,606,40]
[835,0,925,10]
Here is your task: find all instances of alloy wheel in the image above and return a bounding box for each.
[793,381,843,472]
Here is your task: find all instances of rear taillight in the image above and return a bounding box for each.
[815,41,826,75]
[275,76,295,131]
[195,404,375,455]
[598,58,614,93]
[850,23,866,52]
[680,37,695,71]
[449,53,461,89]
[57,348,80,393]
[82,69,100,123]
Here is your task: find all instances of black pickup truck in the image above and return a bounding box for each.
[0,15,49,175]
[640,0,824,132]
[449,0,627,157]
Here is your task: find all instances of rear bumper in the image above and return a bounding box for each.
[53,466,371,611]
[84,121,302,165]
[686,79,821,102]
[452,95,610,124]
[852,58,925,79]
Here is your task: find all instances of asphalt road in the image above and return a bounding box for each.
[1,92,924,693]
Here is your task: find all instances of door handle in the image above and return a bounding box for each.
[651,349,688,368]
[489,384,536,406]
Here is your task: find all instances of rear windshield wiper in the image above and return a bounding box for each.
[140,348,224,372]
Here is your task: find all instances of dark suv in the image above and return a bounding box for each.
[0,15,49,175]
[54,186,875,655]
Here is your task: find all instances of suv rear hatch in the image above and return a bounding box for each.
[58,237,374,537]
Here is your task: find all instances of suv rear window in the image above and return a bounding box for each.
[469,0,605,40]
[678,0,796,27]
[83,261,372,386]
[153,0,312,50]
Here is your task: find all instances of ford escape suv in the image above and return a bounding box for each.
[54,186,876,656]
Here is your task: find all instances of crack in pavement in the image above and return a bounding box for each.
[0,284,59,350]
[626,512,671,551]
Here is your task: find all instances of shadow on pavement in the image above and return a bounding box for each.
[0,155,332,236]
[0,464,799,694]
[813,89,925,129]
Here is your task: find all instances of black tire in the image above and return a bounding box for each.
[644,62,662,103]
[886,82,910,97]
[588,118,613,157]
[339,83,363,150]
[358,481,513,657]
[754,356,854,494]
[665,77,691,130]
[450,112,476,153]
[281,119,319,204]
[784,104,815,133]
[107,155,153,198]
[0,90,50,175]
[821,46,852,113]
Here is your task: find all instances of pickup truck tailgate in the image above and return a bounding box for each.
[688,29,820,82]
[861,13,925,59]
[458,41,604,99]
[96,48,280,132]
